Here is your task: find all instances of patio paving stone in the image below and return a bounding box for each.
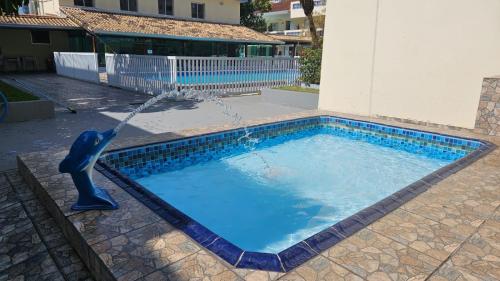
[0,251,65,281]
[0,204,46,271]
[36,217,69,249]
[0,170,96,281]
[143,250,242,281]
[428,219,500,281]
[17,149,69,179]
[0,187,19,211]
[91,222,200,281]
[278,255,363,281]
[0,173,9,187]
[10,180,37,201]
[51,243,95,281]
[321,229,440,280]
[232,268,285,281]
[0,202,29,237]
[68,196,163,246]
[402,178,499,237]
[5,169,26,186]
[368,208,472,262]
[23,198,52,222]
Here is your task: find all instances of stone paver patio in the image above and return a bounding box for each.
[0,169,94,281]
[9,110,499,281]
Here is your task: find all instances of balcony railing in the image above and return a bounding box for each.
[291,0,327,10]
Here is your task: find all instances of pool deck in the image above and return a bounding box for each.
[14,110,500,281]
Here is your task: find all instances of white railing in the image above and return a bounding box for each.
[54,52,99,83]
[105,54,300,95]
[106,54,177,94]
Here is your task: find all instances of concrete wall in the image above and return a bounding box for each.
[60,0,240,24]
[0,29,70,71]
[31,0,61,15]
[319,0,500,129]
[5,100,55,123]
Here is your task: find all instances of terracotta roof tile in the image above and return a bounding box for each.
[0,14,79,29]
[271,0,293,12]
[61,7,282,44]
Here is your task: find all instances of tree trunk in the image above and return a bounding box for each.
[306,13,320,49]
[300,0,320,49]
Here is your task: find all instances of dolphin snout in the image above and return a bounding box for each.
[102,129,117,142]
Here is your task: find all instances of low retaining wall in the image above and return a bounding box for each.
[5,100,54,123]
[54,52,100,83]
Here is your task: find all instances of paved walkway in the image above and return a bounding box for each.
[0,74,318,170]
[0,169,94,281]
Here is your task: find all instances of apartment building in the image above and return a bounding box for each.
[263,0,326,36]
[259,0,325,57]
[1,0,282,71]
[21,0,241,24]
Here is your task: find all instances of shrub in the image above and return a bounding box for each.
[299,48,322,85]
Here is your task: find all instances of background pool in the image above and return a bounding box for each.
[136,128,453,253]
[141,70,300,84]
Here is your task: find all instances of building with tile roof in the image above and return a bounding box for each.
[0,14,79,29]
[0,14,90,72]
[0,1,284,72]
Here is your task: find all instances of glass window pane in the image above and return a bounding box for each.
[166,0,173,15]
[120,0,128,10]
[198,4,204,19]
[31,30,50,44]
[159,0,173,15]
[158,0,165,14]
[129,0,137,11]
[191,3,197,18]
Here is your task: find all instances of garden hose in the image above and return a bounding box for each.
[0,91,8,123]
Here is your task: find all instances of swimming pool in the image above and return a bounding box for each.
[142,70,300,85]
[97,116,493,272]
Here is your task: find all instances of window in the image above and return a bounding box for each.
[158,0,173,15]
[31,30,50,44]
[285,21,291,30]
[74,0,93,7]
[120,0,137,11]
[191,3,205,19]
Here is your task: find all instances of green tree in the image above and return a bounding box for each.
[299,48,322,84]
[0,0,27,15]
[240,0,272,32]
[300,0,320,49]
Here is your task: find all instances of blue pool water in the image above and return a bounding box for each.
[136,127,453,253]
[147,70,299,84]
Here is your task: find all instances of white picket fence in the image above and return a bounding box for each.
[105,54,300,95]
[54,52,100,83]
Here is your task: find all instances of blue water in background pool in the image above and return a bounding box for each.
[136,128,453,253]
[148,70,299,84]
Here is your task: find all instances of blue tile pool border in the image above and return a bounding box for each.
[96,115,496,272]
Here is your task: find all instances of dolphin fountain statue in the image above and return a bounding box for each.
[58,90,177,211]
[59,129,119,210]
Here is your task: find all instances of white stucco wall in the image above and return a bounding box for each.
[319,0,500,129]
